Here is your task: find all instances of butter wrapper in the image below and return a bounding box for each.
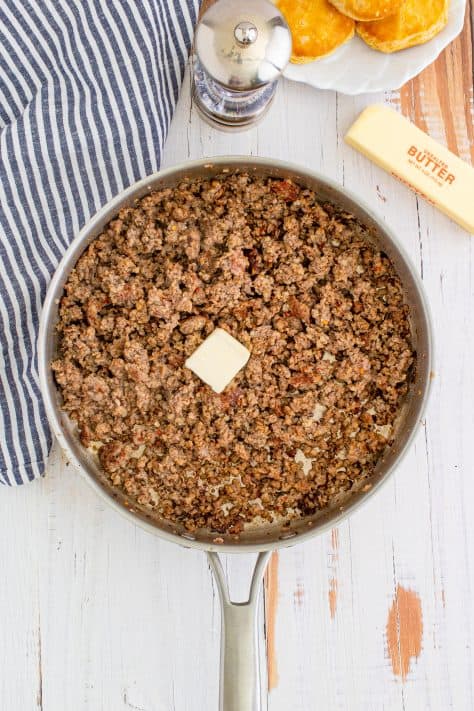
[345,105,474,234]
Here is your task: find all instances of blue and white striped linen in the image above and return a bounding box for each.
[0,0,199,485]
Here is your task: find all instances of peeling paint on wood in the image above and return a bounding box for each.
[398,7,474,162]
[294,581,304,606]
[199,0,215,16]
[386,585,423,681]
[265,551,280,692]
[328,528,339,619]
[328,578,338,620]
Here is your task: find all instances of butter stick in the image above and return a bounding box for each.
[345,105,474,234]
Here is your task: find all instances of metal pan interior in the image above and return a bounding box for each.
[38,156,433,552]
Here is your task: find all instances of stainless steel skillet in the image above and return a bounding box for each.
[38,156,433,711]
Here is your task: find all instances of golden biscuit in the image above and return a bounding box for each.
[277,0,355,62]
[328,0,404,21]
[356,0,449,52]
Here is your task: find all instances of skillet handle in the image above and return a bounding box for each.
[207,551,271,711]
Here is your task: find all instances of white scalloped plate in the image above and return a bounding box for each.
[283,0,466,94]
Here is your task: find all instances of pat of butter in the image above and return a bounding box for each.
[345,105,474,234]
[185,327,250,394]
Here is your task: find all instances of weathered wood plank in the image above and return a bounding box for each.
[398,0,474,161]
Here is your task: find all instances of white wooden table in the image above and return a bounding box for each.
[1,10,474,708]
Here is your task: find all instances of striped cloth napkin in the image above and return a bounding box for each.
[0,0,199,485]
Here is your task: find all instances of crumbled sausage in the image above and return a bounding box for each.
[52,175,415,535]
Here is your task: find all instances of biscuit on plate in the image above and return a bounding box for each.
[277,0,355,62]
[356,0,449,52]
[328,0,404,21]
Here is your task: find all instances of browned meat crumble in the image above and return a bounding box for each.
[52,174,415,534]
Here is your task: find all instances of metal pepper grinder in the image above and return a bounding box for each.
[193,0,292,129]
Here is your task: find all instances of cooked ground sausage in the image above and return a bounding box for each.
[52,174,415,535]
